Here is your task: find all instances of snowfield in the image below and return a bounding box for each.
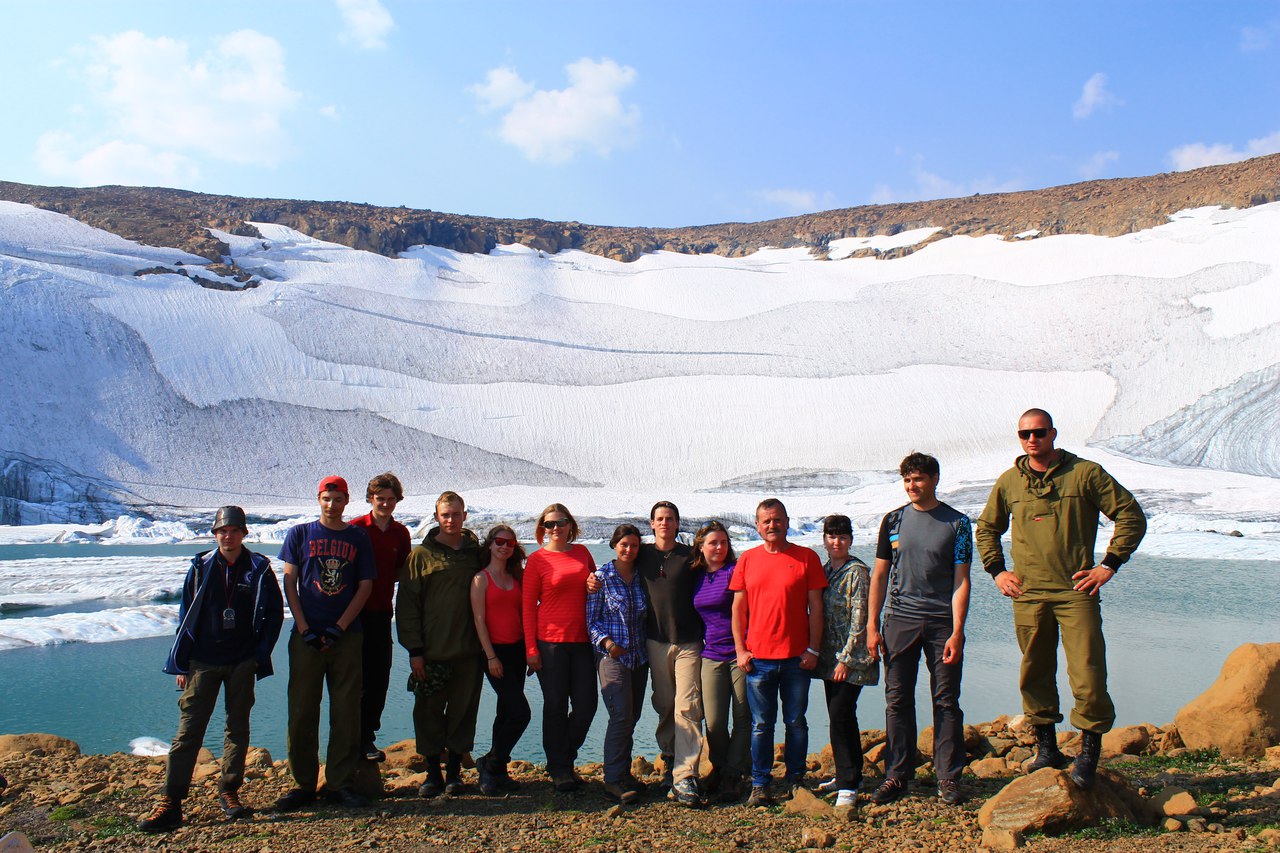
[1,198,1278,557]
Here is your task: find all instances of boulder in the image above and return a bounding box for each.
[816,743,836,777]
[784,787,834,818]
[1265,745,1280,768]
[1257,827,1280,847]
[1102,725,1151,757]
[1150,786,1198,817]
[918,726,935,758]
[978,768,1155,835]
[860,729,887,751]
[0,734,80,757]
[0,831,36,853]
[1174,643,1280,758]
[383,740,427,771]
[800,827,835,848]
[980,827,1025,850]
[970,757,1014,778]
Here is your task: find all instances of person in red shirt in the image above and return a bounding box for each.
[522,503,598,791]
[730,498,826,806]
[350,473,412,763]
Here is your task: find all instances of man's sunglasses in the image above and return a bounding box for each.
[542,519,570,530]
[492,536,517,548]
[1018,428,1050,440]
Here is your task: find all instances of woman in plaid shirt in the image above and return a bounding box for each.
[588,523,650,804]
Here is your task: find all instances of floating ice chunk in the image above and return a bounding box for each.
[130,736,171,756]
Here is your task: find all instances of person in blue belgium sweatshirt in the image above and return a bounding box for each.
[138,506,283,834]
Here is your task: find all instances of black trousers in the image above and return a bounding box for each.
[484,642,532,763]
[535,640,598,776]
[883,615,965,782]
[823,679,864,790]
[359,610,394,745]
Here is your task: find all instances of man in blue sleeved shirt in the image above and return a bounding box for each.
[139,506,283,833]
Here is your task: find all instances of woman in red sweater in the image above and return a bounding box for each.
[522,503,598,791]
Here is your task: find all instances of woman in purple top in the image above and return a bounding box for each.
[691,520,750,801]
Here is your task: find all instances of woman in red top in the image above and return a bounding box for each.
[522,503,598,791]
[470,523,530,796]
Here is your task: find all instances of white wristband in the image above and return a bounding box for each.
[805,647,819,657]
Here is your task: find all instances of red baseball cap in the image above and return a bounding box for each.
[318,475,349,495]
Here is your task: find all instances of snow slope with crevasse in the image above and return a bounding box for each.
[1,199,1279,554]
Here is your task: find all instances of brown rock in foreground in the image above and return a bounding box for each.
[977,767,1152,834]
[1175,642,1280,758]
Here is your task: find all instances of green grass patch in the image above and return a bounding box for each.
[91,814,136,839]
[48,805,85,821]
[1115,748,1230,775]
[1066,818,1164,840]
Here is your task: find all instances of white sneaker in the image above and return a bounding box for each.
[815,777,840,793]
[835,789,857,808]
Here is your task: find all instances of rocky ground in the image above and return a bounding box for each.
[1,719,1279,853]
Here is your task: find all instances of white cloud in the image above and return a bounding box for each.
[1240,21,1279,52]
[1072,72,1122,120]
[1168,130,1280,171]
[319,104,340,120]
[334,0,393,50]
[1078,150,1120,179]
[472,57,641,165]
[469,66,535,112]
[754,188,835,215]
[36,29,300,186]
[869,168,1024,204]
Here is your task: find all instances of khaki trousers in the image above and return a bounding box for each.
[286,630,363,792]
[1013,592,1115,733]
[647,639,704,782]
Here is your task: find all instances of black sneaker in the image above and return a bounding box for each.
[274,788,316,812]
[937,778,963,805]
[871,777,908,805]
[218,789,251,819]
[138,795,182,833]
[362,742,386,762]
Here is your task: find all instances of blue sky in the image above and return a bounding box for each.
[2,1,1278,227]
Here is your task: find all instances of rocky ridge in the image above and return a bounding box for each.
[2,716,1279,853]
[1,153,1278,268]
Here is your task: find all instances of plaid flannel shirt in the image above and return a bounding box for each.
[587,560,649,670]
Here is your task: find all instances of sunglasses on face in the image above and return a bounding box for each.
[492,537,516,548]
[542,519,570,530]
[1018,428,1050,440]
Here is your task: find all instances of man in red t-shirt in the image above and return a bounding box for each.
[350,472,412,763]
[730,498,826,805]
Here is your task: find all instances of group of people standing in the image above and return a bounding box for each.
[139,407,1146,833]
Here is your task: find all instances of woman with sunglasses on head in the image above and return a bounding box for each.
[470,524,531,796]
[521,504,599,791]
[588,524,650,805]
[691,520,750,802]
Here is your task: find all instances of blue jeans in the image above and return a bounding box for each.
[744,657,811,787]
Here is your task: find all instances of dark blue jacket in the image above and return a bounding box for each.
[163,549,284,679]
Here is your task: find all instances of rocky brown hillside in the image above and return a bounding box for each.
[2,717,1279,853]
[1,153,1278,266]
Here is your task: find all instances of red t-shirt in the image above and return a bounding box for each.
[521,544,596,656]
[350,513,412,612]
[483,570,523,646]
[728,542,827,660]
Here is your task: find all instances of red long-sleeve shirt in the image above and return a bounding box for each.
[521,544,596,656]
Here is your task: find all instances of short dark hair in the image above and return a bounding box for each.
[650,500,680,522]
[756,497,787,518]
[610,523,644,548]
[1020,408,1054,428]
[366,472,404,501]
[899,452,940,479]
[822,514,852,536]
[479,523,526,580]
[690,520,737,572]
[536,503,579,544]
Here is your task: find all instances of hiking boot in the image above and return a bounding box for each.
[835,789,858,808]
[746,785,772,807]
[871,777,908,805]
[937,778,964,805]
[273,788,316,812]
[419,756,444,799]
[1069,730,1102,790]
[138,795,182,833]
[362,742,386,763]
[603,781,639,805]
[444,752,465,795]
[622,773,646,793]
[672,777,702,807]
[552,771,582,792]
[1028,723,1069,772]
[477,755,501,796]
[218,789,251,819]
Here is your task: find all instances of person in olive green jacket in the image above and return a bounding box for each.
[397,491,484,798]
[976,408,1145,791]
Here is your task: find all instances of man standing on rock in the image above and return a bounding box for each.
[275,476,375,810]
[350,472,412,764]
[731,498,826,806]
[140,506,283,833]
[866,453,972,806]
[976,409,1146,789]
